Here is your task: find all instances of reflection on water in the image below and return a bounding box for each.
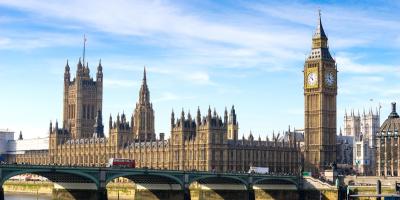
[5,193,51,200]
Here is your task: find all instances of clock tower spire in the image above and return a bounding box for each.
[304,10,337,173]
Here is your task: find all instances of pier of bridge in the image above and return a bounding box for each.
[0,164,302,200]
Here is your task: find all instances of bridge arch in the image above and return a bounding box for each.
[106,171,185,200]
[252,177,298,188]
[189,174,249,200]
[189,174,248,187]
[0,167,102,200]
[1,168,99,187]
[105,171,184,187]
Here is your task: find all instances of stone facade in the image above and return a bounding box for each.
[304,12,337,173]
[12,60,301,174]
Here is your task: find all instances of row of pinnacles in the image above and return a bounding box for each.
[170,105,300,149]
[171,106,238,140]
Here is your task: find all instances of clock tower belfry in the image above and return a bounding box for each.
[304,11,337,173]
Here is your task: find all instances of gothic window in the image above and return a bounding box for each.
[83,105,86,119]
[86,104,90,119]
[86,104,89,119]
[90,105,93,119]
[86,105,89,119]
[175,151,179,161]
[356,144,361,157]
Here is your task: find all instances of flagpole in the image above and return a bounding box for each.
[83,34,86,65]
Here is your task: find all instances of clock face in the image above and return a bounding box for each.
[307,72,318,86]
[325,72,335,86]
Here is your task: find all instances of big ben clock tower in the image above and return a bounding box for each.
[304,11,337,173]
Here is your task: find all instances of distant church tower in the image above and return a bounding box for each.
[304,11,337,173]
[63,37,103,139]
[344,110,361,138]
[132,67,155,141]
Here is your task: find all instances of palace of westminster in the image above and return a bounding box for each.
[4,13,400,177]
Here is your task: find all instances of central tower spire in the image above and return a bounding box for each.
[139,66,150,105]
[133,66,155,141]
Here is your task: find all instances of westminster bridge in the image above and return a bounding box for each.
[0,164,339,200]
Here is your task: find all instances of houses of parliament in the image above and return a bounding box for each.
[10,13,337,175]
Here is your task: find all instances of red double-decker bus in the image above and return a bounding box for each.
[106,158,135,168]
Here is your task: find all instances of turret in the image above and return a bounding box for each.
[224,107,228,125]
[229,105,237,125]
[171,109,175,128]
[109,114,113,129]
[121,111,126,123]
[76,57,83,77]
[196,107,201,125]
[18,131,23,140]
[97,59,103,81]
[187,112,192,124]
[85,62,90,76]
[49,121,53,133]
[181,109,185,122]
[159,132,165,141]
[64,60,70,83]
[248,131,254,142]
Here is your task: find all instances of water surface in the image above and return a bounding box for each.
[5,193,51,200]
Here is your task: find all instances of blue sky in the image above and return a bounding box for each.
[1,0,400,139]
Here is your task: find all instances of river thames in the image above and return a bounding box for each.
[5,193,51,200]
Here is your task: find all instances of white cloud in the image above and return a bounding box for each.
[3,1,400,137]
[104,79,138,88]
[153,92,195,103]
[0,33,81,50]
[184,71,214,85]
[336,55,400,74]
[0,0,310,67]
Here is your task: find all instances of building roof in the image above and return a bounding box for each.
[377,102,400,137]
